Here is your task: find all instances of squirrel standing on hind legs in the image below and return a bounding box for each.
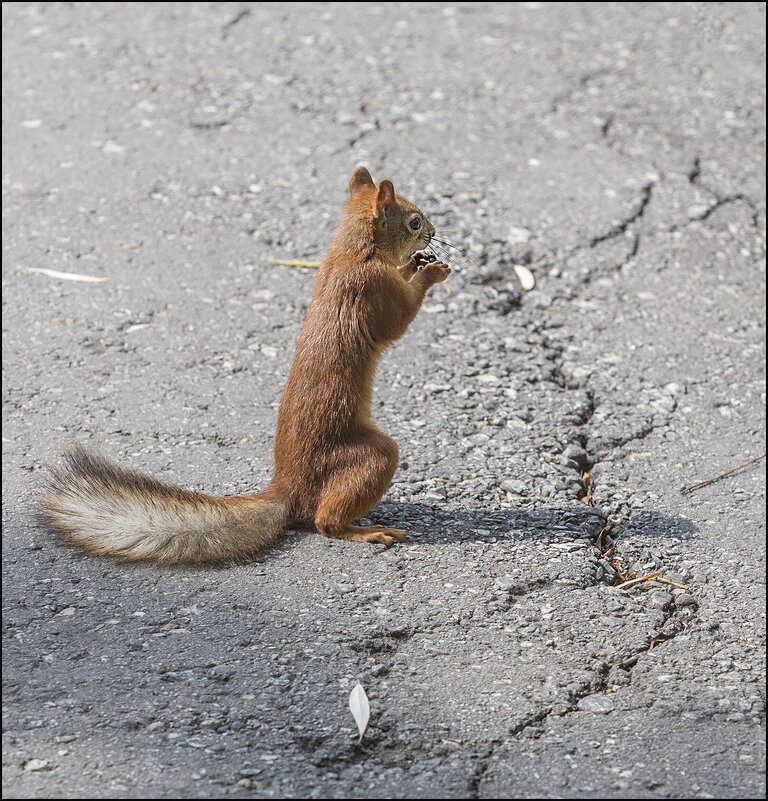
[43,167,451,563]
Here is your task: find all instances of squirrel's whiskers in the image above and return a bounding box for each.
[427,233,480,270]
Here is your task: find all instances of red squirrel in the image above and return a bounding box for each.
[43,167,451,563]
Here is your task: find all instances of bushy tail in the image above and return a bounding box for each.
[41,445,287,564]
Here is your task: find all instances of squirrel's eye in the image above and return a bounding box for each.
[409,217,421,230]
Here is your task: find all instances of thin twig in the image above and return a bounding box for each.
[25,267,108,283]
[264,258,320,268]
[616,570,663,590]
[653,577,689,590]
[680,453,766,495]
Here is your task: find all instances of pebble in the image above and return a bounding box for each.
[577,695,615,713]
[210,665,236,681]
[495,576,525,594]
[500,479,527,494]
[562,444,590,470]
[645,591,673,610]
[674,593,697,608]
[558,455,581,471]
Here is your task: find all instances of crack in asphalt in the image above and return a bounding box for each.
[674,193,761,230]
[687,156,702,184]
[221,8,251,38]
[454,164,705,790]
[466,549,699,796]
[500,558,699,737]
[468,739,503,799]
[588,182,655,248]
[548,69,621,115]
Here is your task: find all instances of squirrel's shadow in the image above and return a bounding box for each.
[365,500,698,545]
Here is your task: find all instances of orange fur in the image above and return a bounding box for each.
[42,167,450,561]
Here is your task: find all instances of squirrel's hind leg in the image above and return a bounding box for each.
[314,432,405,546]
[332,525,407,546]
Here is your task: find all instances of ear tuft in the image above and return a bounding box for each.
[349,166,375,197]
[376,179,396,216]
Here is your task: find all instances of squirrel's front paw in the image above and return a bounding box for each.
[419,261,451,285]
[398,250,436,280]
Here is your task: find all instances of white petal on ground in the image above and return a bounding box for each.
[348,682,370,742]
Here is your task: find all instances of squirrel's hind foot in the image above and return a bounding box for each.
[319,524,407,546]
[356,528,407,546]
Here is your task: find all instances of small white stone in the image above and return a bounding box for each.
[102,141,125,154]
[514,264,536,291]
[508,226,531,244]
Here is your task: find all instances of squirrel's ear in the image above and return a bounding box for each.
[349,166,375,197]
[375,179,396,218]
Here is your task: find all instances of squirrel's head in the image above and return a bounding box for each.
[347,166,435,265]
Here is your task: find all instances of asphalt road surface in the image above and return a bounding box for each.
[2,2,765,798]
